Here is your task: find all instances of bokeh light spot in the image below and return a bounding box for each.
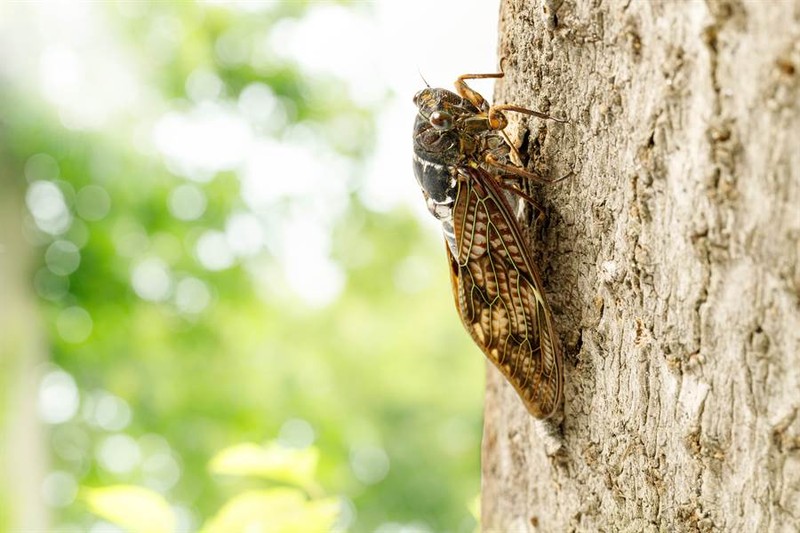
[214,29,248,66]
[225,212,264,257]
[25,153,60,182]
[168,184,207,221]
[280,218,344,308]
[174,277,211,315]
[34,268,70,301]
[349,445,390,485]
[45,240,81,276]
[97,434,141,474]
[65,218,89,249]
[56,306,93,343]
[195,230,235,271]
[238,82,286,132]
[153,103,251,180]
[52,425,91,463]
[27,181,72,235]
[90,391,133,431]
[75,185,111,221]
[131,258,172,301]
[278,418,315,448]
[333,497,357,533]
[38,369,79,424]
[41,471,78,508]
[142,450,181,492]
[185,67,223,102]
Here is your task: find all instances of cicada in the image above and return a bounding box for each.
[412,72,564,419]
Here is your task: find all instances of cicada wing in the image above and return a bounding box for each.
[446,167,563,419]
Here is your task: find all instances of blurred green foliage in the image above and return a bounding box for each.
[0,1,483,531]
[84,442,339,533]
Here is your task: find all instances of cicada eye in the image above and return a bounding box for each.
[429,110,453,131]
[413,90,425,106]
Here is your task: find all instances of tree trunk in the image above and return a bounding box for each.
[482,1,800,531]
[0,162,49,530]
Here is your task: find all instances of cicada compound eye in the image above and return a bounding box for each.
[429,110,453,131]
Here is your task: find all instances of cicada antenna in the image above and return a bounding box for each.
[418,68,431,88]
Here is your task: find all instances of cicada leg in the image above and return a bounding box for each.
[485,153,571,184]
[497,179,547,222]
[491,104,568,125]
[455,72,568,130]
[454,72,504,111]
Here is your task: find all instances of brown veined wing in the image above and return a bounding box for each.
[446,166,563,419]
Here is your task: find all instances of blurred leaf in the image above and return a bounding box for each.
[469,493,481,523]
[83,485,175,533]
[209,441,319,487]
[202,488,339,533]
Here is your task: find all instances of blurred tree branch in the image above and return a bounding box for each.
[0,147,49,531]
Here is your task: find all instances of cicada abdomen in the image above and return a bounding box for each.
[411,72,564,418]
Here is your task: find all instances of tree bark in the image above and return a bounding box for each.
[482,1,800,531]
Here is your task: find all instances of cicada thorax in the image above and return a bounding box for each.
[412,87,513,222]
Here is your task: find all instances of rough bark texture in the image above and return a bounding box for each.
[482,1,800,531]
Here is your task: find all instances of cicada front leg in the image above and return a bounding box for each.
[454,72,504,112]
[455,72,568,130]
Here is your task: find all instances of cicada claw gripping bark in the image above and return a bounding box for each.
[411,72,564,419]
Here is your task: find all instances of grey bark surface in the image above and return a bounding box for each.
[482,1,800,531]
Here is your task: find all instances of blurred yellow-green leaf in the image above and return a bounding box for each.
[83,485,175,533]
[209,441,319,487]
[469,493,481,525]
[202,488,339,533]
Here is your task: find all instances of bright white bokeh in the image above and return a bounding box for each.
[154,103,252,181]
[96,434,141,475]
[26,181,72,235]
[195,230,236,271]
[131,258,172,302]
[2,0,501,308]
[225,212,265,257]
[38,369,80,424]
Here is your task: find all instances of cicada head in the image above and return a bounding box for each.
[411,88,479,221]
[413,89,462,162]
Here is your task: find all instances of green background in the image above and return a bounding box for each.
[0,2,484,532]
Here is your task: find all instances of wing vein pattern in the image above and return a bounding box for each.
[447,166,562,418]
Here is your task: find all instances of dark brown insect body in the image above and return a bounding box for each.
[412,73,563,418]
